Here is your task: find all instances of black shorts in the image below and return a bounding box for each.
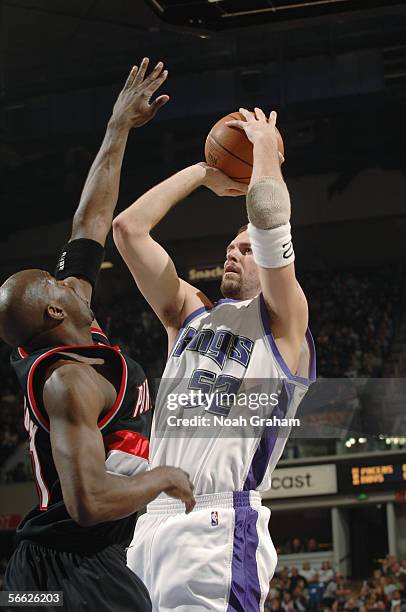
[3,540,151,612]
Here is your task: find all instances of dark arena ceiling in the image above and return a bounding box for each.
[146,0,405,29]
[2,0,406,238]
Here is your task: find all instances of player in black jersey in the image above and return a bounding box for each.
[0,58,194,612]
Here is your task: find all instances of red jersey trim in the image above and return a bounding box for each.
[26,344,127,433]
[104,429,149,460]
[90,327,109,340]
[98,350,128,430]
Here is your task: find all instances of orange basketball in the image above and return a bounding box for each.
[204,111,285,184]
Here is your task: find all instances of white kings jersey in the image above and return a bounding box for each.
[150,294,316,496]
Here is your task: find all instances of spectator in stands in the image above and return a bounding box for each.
[267,597,283,612]
[296,579,308,595]
[307,574,325,610]
[344,596,359,611]
[269,578,282,599]
[292,587,308,612]
[390,563,402,579]
[281,590,295,612]
[384,576,399,598]
[390,590,403,611]
[307,538,318,553]
[322,576,339,608]
[375,584,389,604]
[331,573,352,609]
[288,537,305,554]
[290,567,309,591]
[301,562,315,582]
[381,559,392,575]
[319,561,335,583]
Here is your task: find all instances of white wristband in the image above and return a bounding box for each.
[248,222,295,269]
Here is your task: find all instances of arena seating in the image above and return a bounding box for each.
[265,555,406,611]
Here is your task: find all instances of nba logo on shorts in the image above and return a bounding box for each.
[211,511,219,527]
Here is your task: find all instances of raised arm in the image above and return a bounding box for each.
[227,108,308,373]
[58,58,170,304]
[43,362,195,524]
[113,163,247,340]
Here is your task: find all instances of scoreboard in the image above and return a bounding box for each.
[337,455,406,493]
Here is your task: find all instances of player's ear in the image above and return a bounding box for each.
[46,303,66,321]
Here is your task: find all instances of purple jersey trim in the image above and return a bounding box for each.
[227,491,261,611]
[216,298,241,305]
[243,381,292,491]
[176,299,244,349]
[170,306,212,360]
[179,299,242,331]
[181,306,212,328]
[259,293,316,385]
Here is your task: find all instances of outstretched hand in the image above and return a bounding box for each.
[198,163,248,197]
[111,58,170,130]
[226,107,281,155]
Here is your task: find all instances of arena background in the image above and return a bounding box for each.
[1,0,406,609]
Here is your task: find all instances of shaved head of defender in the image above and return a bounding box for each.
[0,269,94,349]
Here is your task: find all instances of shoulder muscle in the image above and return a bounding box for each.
[43,362,110,424]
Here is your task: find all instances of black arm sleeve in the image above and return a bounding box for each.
[54,238,105,289]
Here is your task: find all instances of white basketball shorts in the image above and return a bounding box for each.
[127,490,278,611]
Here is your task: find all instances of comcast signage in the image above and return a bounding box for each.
[263,464,337,499]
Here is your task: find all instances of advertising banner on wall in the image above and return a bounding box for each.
[263,464,338,499]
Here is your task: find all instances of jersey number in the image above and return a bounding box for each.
[24,400,49,510]
[188,369,241,416]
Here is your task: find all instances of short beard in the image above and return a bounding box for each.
[220,275,242,299]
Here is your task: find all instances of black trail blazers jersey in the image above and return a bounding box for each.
[10,327,152,554]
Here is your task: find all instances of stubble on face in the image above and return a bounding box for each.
[220,273,242,299]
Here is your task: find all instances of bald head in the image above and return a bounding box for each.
[0,269,93,349]
[0,270,50,347]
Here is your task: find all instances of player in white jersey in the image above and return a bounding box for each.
[113,108,316,611]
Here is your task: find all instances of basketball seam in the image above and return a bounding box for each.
[208,134,253,168]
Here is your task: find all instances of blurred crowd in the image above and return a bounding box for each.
[302,267,401,379]
[0,264,403,481]
[0,344,25,476]
[266,555,406,612]
[279,537,325,555]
